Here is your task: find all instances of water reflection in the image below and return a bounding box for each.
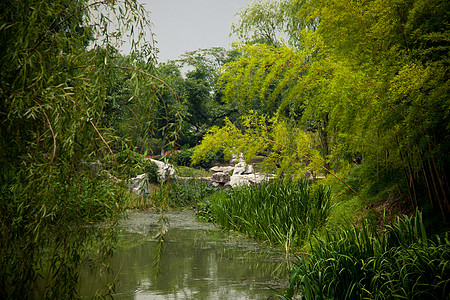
[79,212,291,299]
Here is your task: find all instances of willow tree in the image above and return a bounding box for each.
[196,0,449,219]
[0,0,175,298]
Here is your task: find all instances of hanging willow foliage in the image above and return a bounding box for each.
[0,0,181,298]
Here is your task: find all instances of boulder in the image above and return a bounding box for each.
[209,166,234,174]
[228,173,272,188]
[233,161,254,176]
[148,158,176,181]
[211,172,230,184]
[129,173,151,197]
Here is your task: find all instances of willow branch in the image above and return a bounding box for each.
[90,120,114,158]
[35,101,57,163]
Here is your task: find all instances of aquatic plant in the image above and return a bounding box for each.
[208,180,332,251]
[283,211,450,300]
[195,198,215,222]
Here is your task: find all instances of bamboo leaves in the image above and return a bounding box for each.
[214,0,449,218]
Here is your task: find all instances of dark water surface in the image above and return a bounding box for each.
[79,211,293,299]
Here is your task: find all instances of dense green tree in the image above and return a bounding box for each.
[0,0,167,297]
[156,48,241,147]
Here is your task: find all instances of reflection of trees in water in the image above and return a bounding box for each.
[80,227,291,298]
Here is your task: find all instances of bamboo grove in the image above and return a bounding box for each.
[195,0,449,220]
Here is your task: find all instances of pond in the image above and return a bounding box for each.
[79,210,293,299]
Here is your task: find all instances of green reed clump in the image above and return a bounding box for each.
[207,180,332,250]
[284,211,450,300]
[152,179,217,209]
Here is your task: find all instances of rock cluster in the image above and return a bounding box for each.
[129,155,275,196]
[209,157,274,188]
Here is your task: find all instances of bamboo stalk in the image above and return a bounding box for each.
[431,157,449,213]
[422,166,434,209]
[428,160,445,221]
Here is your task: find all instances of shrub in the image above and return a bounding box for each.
[143,159,159,183]
[195,198,215,222]
[115,149,158,183]
[173,148,194,166]
[172,147,225,169]
[192,149,225,169]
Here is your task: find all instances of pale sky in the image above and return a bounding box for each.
[139,0,249,62]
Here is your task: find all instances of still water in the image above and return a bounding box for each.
[79,211,292,299]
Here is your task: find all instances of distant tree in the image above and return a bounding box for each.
[156,48,241,147]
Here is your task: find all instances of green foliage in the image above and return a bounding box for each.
[218,43,310,115]
[169,147,224,170]
[114,150,159,183]
[0,0,167,297]
[284,212,450,300]
[193,112,324,178]
[0,167,126,299]
[157,48,240,148]
[231,0,284,46]
[214,0,450,219]
[207,180,331,250]
[172,148,194,166]
[231,0,315,48]
[193,149,225,170]
[195,198,215,223]
[152,179,217,209]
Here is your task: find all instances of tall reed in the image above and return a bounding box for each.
[208,180,332,251]
[284,211,450,299]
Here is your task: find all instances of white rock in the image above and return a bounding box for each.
[210,166,234,173]
[129,173,151,197]
[148,158,176,181]
[232,162,255,176]
[228,173,272,187]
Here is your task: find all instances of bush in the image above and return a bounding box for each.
[115,149,159,183]
[195,198,215,222]
[143,159,159,183]
[192,149,225,169]
[172,148,225,169]
[173,148,194,166]
[284,212,450,300]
